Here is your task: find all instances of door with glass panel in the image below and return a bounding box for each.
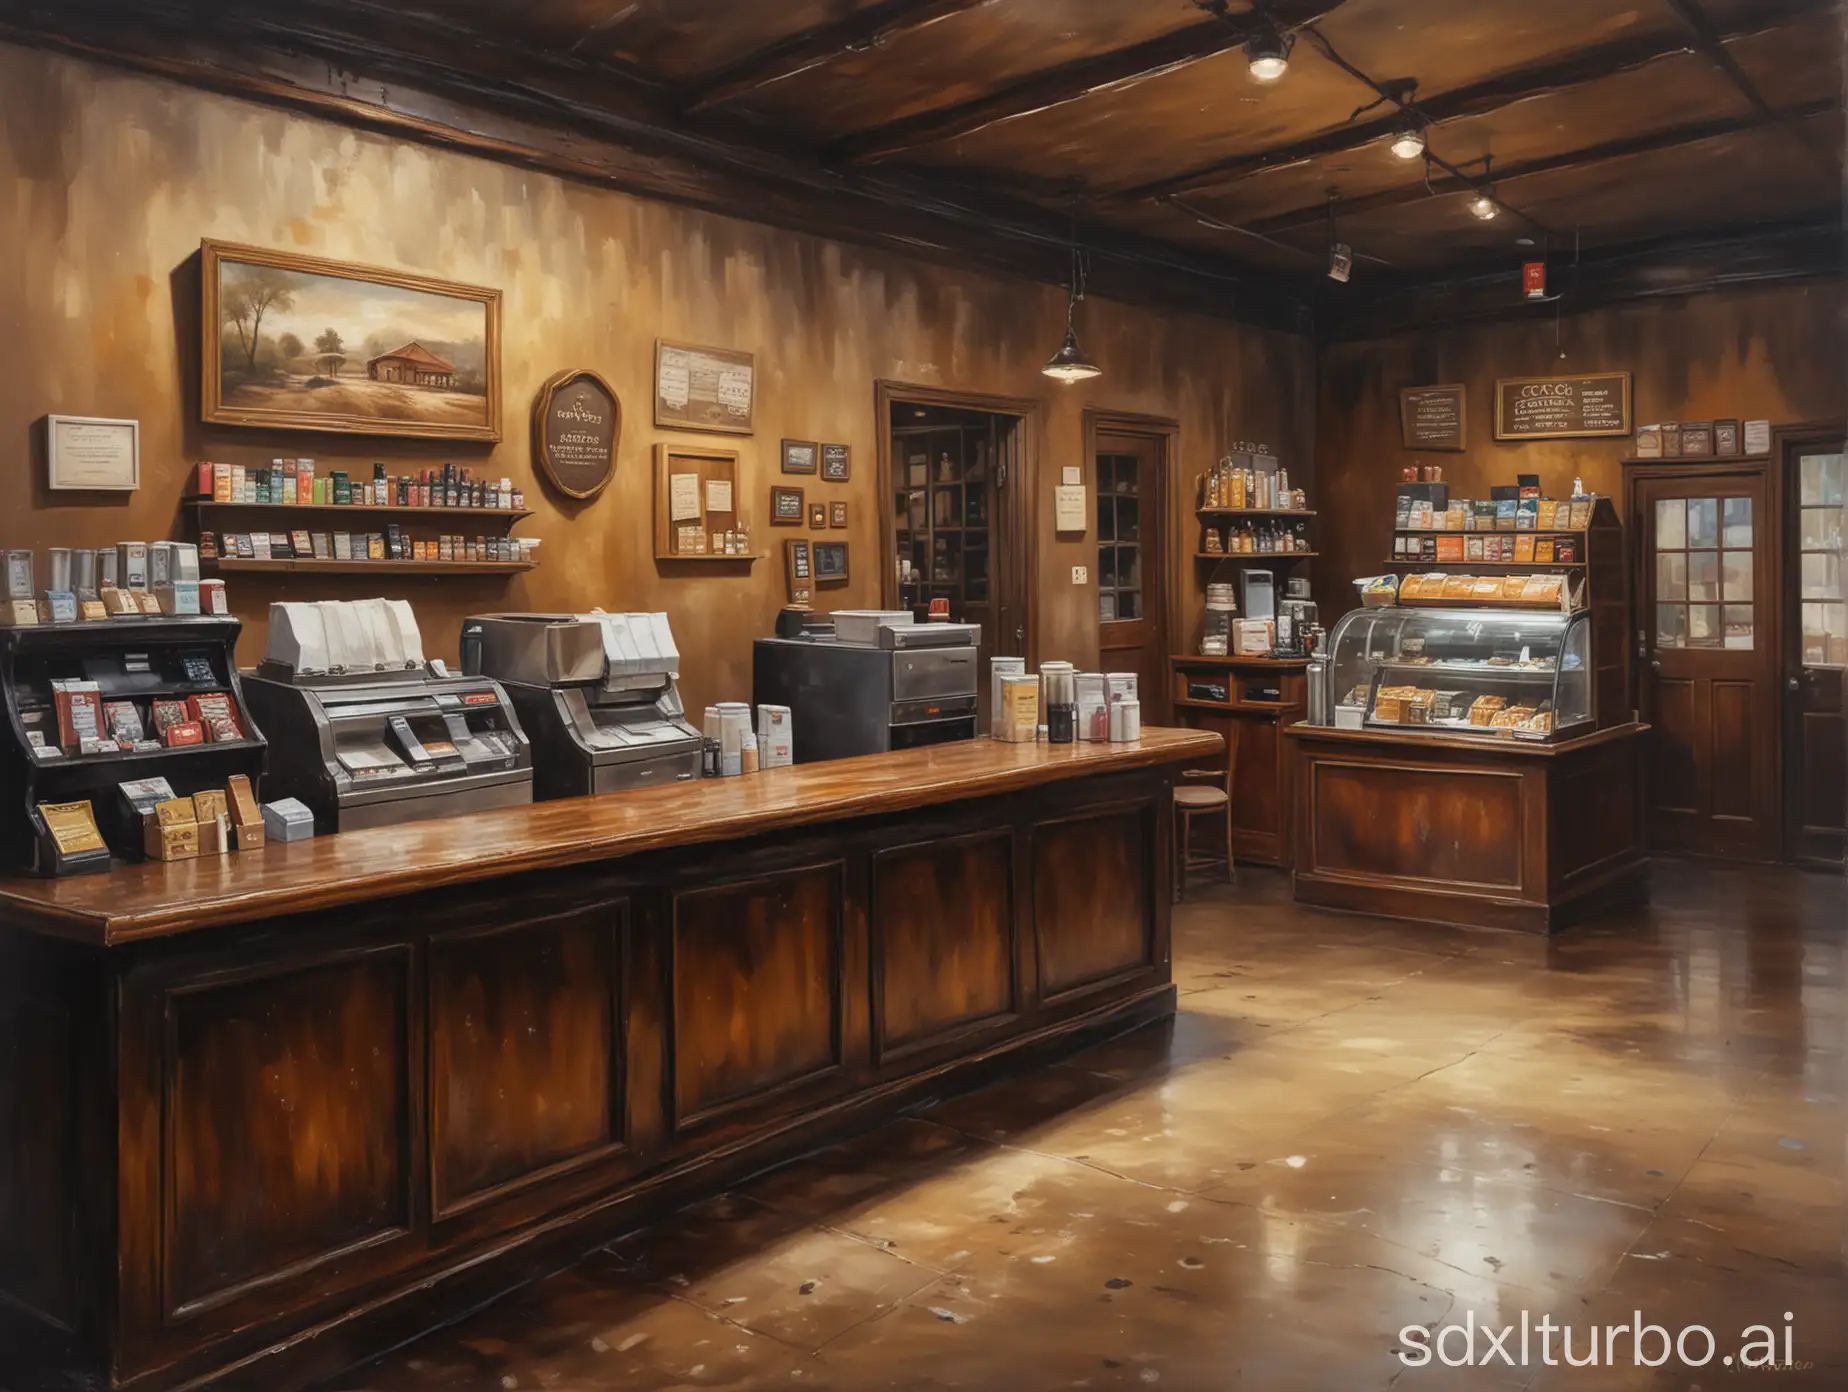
[1635,472,1778,858]
[1783,440,1847,866]
[1095,434,1164,717]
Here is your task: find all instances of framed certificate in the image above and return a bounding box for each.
[46,415,140,490]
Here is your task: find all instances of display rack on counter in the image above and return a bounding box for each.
[1194,453,1315,571]
[0,615,266,874]
[1376,494,1627,725]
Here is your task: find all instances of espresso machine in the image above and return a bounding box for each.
[1276,576,1319,658]
[752,610,979,763]
[460,611,702,798]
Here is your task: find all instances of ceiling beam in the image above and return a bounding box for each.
[834,1,1348,165]
[1237,98,1841,238]
[1108,0,1832,203]
[683,0,986,113]
[0,0,1316,331]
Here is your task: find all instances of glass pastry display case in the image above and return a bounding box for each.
[1324,604,1592,740]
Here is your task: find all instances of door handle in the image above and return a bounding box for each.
[1788,677,1801,691]
[1650,660,1662,673]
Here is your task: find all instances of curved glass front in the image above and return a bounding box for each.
[1325,604,1591,740]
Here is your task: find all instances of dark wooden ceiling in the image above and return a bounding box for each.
[3,0,1841,331]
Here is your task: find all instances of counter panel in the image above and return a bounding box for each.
[0,732,1217,1392]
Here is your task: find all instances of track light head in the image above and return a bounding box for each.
[1244,25,1292,83]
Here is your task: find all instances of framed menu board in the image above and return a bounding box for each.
[1399,385,1466,451]
[1494,372,1631,440]
[654,339,754,435]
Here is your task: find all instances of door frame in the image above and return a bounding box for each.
[877,381,1042,665]
[1623,455,1781,858]
[1774,421,1848,868]
[1084,408,1178,717]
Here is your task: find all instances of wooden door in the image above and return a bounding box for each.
[1096,433,1164,715]
[1634,471,1779,858]
[1783,439,1847,866]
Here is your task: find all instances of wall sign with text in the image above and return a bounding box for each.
[1494,372,1631,440]
[1398,384,1466,451]
[532,369,619,500]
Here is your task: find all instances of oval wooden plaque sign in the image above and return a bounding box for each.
[533,368,620,500]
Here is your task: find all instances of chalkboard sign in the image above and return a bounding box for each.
[1495,372,1631,440]
[1399,384,1466,451]
[532,369,620,500]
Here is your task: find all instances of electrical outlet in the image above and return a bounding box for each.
[1071,566,1088,585]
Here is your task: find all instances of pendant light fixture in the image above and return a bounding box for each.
[1468,154,1500,220]
[1243,21,1293,83]
[1042,205,1100,385]
[1389,112,1426,160]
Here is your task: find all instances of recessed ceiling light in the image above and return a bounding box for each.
[1515,237,1535,247]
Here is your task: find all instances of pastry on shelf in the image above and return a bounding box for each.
[1468,694,1508,726]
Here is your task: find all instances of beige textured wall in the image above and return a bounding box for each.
[0,43,1315,714]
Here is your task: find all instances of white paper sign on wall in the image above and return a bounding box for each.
[1054,484,1087,533]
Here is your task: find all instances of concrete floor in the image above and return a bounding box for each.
[336,861,1847,1391]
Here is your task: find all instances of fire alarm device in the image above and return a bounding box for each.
[1523,262,1547,299]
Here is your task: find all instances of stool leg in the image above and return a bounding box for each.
[1224,803,1237,885]
[1173,808,1186,903]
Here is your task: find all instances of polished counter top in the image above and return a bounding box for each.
[0,727,1220,946]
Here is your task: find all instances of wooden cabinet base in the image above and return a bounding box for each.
[1287,723,1650,934]
[0,734,1212,1392]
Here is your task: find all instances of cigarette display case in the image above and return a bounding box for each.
[1323,604,1592,741]
[0,615,266,873]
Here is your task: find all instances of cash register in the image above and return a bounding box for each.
[460,611,702,798]
[242,599,532,833]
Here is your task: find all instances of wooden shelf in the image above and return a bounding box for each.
[1394,527,1585,537]
[1385,557,1585,568]
[1171,654,1310,670]
[1199,507,1315,519]
[204,558,533,576]
[189,499,531,522]
[655,552,764,563]
[1195,551,1316,562]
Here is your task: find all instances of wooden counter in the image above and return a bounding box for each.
[1287,722,1649,934]
[0,728,1216,1392]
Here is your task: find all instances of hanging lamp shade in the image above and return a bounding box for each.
[1042,319,1101,384]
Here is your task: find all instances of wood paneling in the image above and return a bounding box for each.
[1033,806,1153,999]
[1315,283,1847,620]
[163,947,411,1315]
[1309,761,1523,889]
[672,863,843,1125]
[0,993,76,1326]
[429,906,624,1216]
[0,729,1218,946]
[871,831,1015,1056]
[1291,724,1648,933]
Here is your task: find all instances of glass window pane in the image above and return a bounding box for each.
[1722,497,1753,548]
[1688,604,1721,648]
[1804,602,1847,666]
[1801,507,1844,550]
[1099,593,1117,623]
[1118,591,1141,621]
[1118,544,1140,589]
[1722,551,1753,602]
[1722,605,1754,650]
[1688,550,1720,602]
[1687,498,1718,548]
[1656,603,1687,649]
[1097,499,1115,541]
[1655,498,1686,550]
[1656,551,1687,601]
[1117,498,1140,541]
[1802,453,1844,507]
[1801,551,1842,600]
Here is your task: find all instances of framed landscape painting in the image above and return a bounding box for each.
[201,240,502,441]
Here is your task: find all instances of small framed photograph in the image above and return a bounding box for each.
[813,540,848,583]
[1713,418,1741,456]
[46,415,140,490]
[771,485,805,525]
[808,503,828,529]
[820,443,851,481]
[781,438,818,474]
[830,500,849,529]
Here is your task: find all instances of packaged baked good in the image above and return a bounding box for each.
[1431,690,1469,721]
[1468,695,1507,726]
[1406,691,1435,724]
[1440,575,1473,600]
[1471,578,1502,600]
[1528,710,1555,733]
[1500,577,1528,601]
[1521,575,1563,604]
[1493,705,1536,728]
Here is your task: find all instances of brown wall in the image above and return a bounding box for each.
[0,44,1314,714]
[1316,283,1848,615]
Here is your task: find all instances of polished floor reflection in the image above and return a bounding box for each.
[335,862,1846,1391]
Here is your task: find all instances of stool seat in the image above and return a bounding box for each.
[1173,786,1229,809]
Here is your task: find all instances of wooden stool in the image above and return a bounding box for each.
[1173,743,1236,901]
